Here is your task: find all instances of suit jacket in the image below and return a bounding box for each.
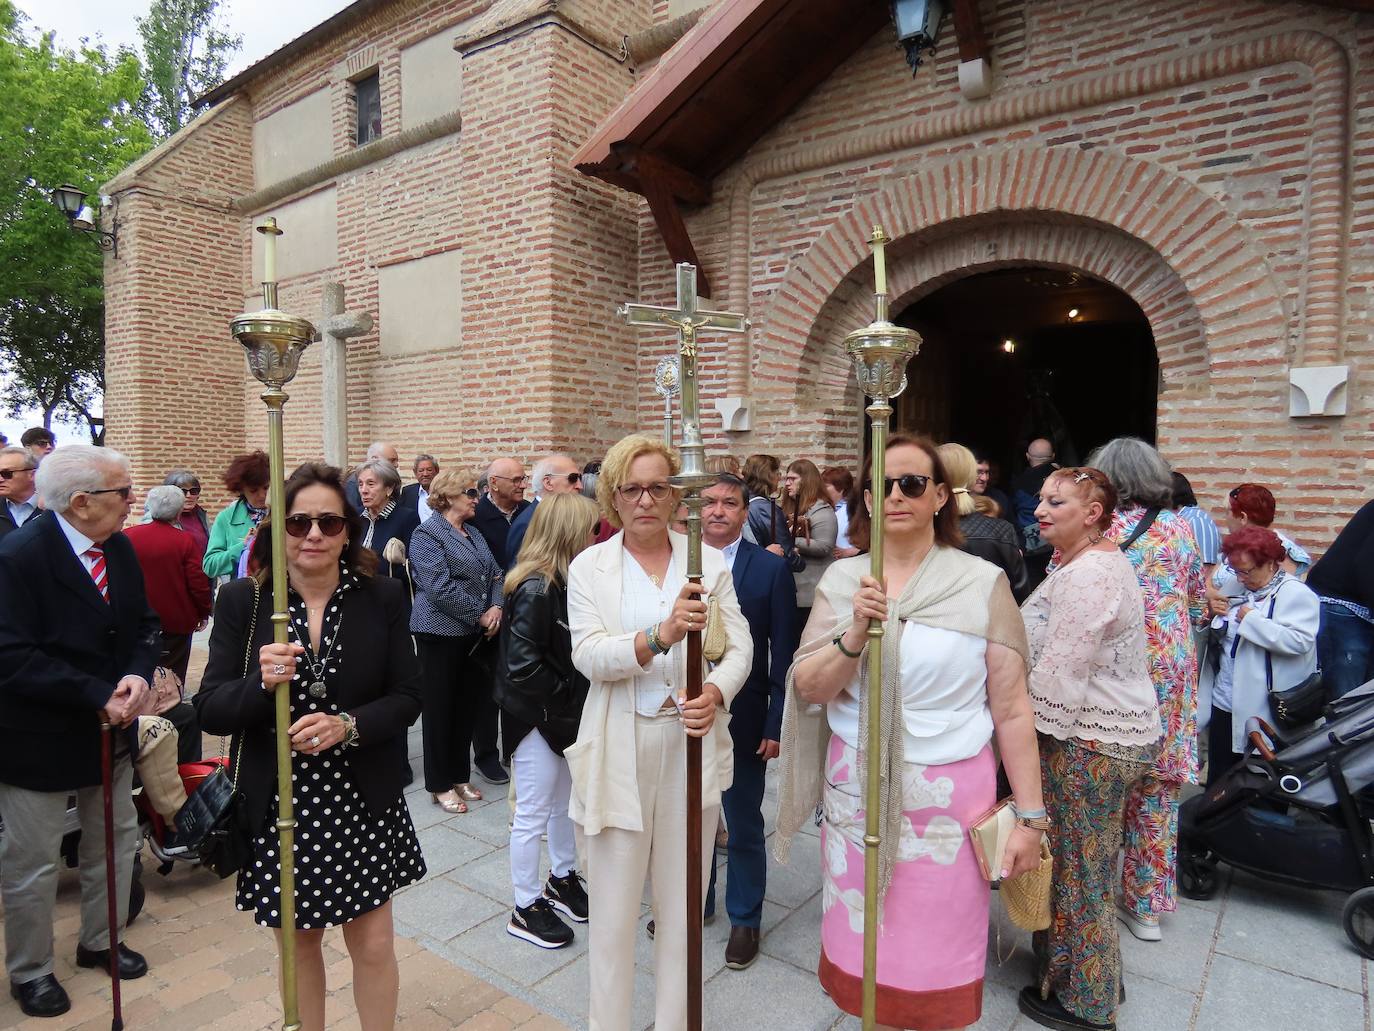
[0,512,162,790]
[506,497,538,565]
[399,481,433,523]
[472,494,529,571]
[0,507,16,542]
[193,574,422,825]
[565,531,753,835]
[726,540,797,753]
[124,520,214,634]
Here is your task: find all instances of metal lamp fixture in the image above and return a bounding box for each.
[50,184,118,256]
[890,0,945,73]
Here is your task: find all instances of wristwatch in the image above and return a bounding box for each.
[1012,804,1051,832]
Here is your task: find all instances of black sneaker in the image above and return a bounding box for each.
[507,899,573,949]
[544,870,589,923]
[476,757,510,785]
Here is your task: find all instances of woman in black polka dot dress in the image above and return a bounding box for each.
[196,463,425,1031]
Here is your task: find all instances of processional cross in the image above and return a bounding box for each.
[618,263,747,1031]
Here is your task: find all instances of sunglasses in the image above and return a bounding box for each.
[554,472,582,485]
[283,514,349,538]
[617,482,674,503]
[0,467,34,480]
[181,486,201,496]
[461,488,480,499]
[82,486,133,500]
[863,474,930,499]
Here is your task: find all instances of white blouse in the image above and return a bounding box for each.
[827,621,992,765]
[619,549,681,716]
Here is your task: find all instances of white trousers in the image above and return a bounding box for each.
[585,713,717,1031]
[509,729,576,908]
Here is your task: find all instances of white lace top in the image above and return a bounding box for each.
[1021,549,1161,746]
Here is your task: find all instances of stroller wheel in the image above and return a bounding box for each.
[1342,887,1374,959]
[1178,850,1219,901]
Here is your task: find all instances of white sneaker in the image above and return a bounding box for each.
[1116,899,1162,941]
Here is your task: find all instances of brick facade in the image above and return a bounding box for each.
[105,0,1373,551]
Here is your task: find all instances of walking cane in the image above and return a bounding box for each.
[843,228,920,1030]
[99,723,124,1031]
[620,265,748,1031]
[232,218,317,1031]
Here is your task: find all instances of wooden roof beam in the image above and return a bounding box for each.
[951,0,990,64]
[610,144,713,206]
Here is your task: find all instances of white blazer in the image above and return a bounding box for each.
[1199,575,1320,753]
[565,530,753,836]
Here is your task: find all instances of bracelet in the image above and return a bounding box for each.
[832,634,862,659]
[1017,816,1051,832]
[1012,804,1048,820]
[338,712,360,749]
[646,623,667,656]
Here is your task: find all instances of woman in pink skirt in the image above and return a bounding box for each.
[777,435,1045,1030]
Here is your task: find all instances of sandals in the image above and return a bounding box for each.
[454,783,483,802]
[433,792,468,814]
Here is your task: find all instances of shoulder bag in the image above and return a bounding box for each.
[1259,582,1324,728]
[176,580,260,878]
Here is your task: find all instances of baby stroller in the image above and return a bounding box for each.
[1177,678,1374,957]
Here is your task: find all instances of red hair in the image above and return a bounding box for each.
[1220,525,1285,566]
[1043,467,1118,532]
[1228,483,1276,527]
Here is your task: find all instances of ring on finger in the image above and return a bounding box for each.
[310,735,320,747]
[272,663,287,675]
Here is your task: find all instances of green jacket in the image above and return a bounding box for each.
[203,498,256,578]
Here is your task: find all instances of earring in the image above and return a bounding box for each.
[935,507,943,516]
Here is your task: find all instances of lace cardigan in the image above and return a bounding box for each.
[1022,549,1161,746]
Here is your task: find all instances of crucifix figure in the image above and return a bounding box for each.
[618,263,747,1031]
[319,283,374,469]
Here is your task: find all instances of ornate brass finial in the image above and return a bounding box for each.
[845,224,920,401]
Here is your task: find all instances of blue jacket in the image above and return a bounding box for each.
[725,539,798,750]
[409,516,502,637]
[506,497,538,565]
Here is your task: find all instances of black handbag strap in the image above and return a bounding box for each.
[1118,508,1161,553]
[222,579,260,790]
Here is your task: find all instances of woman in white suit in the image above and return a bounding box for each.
[1201,524,1319,786]
[566,434,752,1031]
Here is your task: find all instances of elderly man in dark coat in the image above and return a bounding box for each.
[0,445,159,1018]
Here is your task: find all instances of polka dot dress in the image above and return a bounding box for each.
[235,571,426,929]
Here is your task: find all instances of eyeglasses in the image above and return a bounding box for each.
[283,514,349,538]
[616,482,674,504]
[0,467,34,480]
[490,474,529,486]
[82,486,133,500]
[863,474,930,499]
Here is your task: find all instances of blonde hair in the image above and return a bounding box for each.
[505,493,600,593]
[936,442,978,516]
[705,454,741,475]
[426,467,476,514]
[596,434,681,529]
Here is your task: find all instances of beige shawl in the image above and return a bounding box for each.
[773,546,1029,902]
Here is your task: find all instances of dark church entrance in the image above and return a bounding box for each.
[893,266,1157,478]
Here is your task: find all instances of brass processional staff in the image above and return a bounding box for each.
[231,218,319,1031]
[620,265,748,1031]
[844,227,921,1031]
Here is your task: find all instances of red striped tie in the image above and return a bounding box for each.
[85,546,109,601]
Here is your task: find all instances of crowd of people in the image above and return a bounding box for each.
[0,426,1370,1031]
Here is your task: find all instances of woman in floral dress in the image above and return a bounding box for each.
[1088,438,1205,943]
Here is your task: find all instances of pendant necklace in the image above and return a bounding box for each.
[290,606,344,699]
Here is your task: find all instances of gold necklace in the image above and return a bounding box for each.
[649,572,662,588]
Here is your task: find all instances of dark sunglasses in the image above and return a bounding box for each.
[181,486,201,496]
[864,474,930,499]
[283,514,349,538]
[462,488,480,499]
[560,472,582,485]
[83,486,133,500]
[0,467,34,480]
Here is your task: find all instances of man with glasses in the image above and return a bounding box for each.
[0,447,40,541]
[0,445,158,1017]
[469,456,531,785]
[506,454,582,562]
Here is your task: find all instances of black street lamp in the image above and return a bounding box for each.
[50,184,118,257]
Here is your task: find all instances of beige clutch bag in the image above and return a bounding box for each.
[968,797,1016,882]
[703,595,726,662]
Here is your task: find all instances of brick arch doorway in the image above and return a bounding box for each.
[893,264,1157,475]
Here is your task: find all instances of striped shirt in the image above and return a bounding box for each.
[1177,505,1221,565]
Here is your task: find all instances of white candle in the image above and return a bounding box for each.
[263,229,276,284]
[871,226,888,295]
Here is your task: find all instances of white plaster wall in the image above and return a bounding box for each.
[401,28,463,130]
[379,249,462,355]
[250,187,340,282]
[252,89,334,187]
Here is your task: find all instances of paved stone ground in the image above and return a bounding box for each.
[6,634,1372,1030]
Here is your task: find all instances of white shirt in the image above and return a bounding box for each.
[620,550,681,716]
[7,497,37,527]
[54,511,99,575]
[416,486,433,521]
[835,503,851,550]
[718,535,742,572]
[827,621,992,765]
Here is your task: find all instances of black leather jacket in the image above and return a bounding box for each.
[958,512,1031,603]
[492,574,589,754]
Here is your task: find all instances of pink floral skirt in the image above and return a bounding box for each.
[819,735,994,1030]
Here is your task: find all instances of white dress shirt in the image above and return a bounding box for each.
[416,486,433,521]
[54,512,99,574]
[718,536,742,573]
[620,551,681,716]
[7,497,37,527]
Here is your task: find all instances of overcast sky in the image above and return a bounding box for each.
[8,0,351,445]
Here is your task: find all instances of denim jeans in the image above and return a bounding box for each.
[1319,602,1374,700]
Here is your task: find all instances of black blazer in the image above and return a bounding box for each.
[0,512,162,790]
[0,507,17,541]
[492,574,589,754]
[194,574,422,828]
[726,540,798,752]
[471,495,529,571]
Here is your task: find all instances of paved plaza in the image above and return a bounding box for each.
[5,641,1371,1030]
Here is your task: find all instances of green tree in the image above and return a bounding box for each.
[138,0,241,139]
[0,1,152,441]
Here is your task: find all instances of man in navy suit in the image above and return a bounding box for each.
[701,472,797,970]
[0,446,159,1017]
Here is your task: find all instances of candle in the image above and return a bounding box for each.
[263,229,276,284]
[871,225,888,296]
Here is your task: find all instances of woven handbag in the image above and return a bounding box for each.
[1000,839,1053,931]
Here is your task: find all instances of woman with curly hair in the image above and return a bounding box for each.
[203,451,271,579]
